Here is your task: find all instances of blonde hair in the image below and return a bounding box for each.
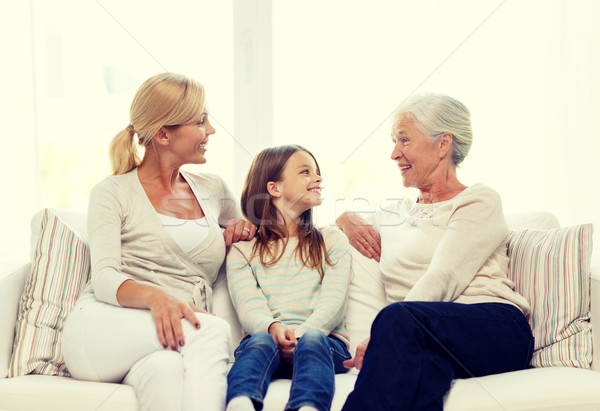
[392,93,472,165]
[109,72,206,175]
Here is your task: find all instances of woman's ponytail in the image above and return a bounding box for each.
[109,125,141,175]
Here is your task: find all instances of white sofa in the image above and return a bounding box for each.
[1,209,600,411]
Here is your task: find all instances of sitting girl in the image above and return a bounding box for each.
[225,145,352,411]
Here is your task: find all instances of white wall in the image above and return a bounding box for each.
[270,0,600,266]
[1,0,599,268]
[453,1,600,265]
[0,2,41,267]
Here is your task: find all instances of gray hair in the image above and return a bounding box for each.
[391,93,473,165]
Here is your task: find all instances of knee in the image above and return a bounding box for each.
[124,351,184,408]
[146,350,182,369]
[246,332,277,351]
[197,313,232,338]
[376,302,415,324]
[372,302,419,335]
[297,330,327,349]
[372,302,435,345]
[130,350,183,379]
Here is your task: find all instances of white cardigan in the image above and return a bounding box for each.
[372,183,530,314]
[85,168,241,311]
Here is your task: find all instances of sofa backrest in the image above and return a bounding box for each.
[0,264,29,378]
[14,208,593,372]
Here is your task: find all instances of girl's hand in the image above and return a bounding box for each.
[224,218,257,247]
[336,212,381,262]
[343,337,370,370]
[147,289,206,350]
[268,322,297,363]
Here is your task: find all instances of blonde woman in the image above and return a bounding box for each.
[62,73,255,411]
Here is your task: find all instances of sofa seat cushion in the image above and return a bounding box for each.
[445,367,600,411]
[262,372,358,411]
[0,374,138,411]
[259,367,600,411]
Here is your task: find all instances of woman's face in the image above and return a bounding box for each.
[165,113,216,165]
[390,115,446,189]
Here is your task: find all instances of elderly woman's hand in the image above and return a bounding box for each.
[336,212,381,262]
[343,337,370,370]
[224,218,257,247]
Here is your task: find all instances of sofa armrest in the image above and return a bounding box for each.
[0,262,29,378]
[591,267,600,371]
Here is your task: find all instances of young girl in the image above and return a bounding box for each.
[225,145,353,411]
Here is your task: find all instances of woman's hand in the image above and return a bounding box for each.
[224,218,257,247]
[336,212,381,261]
[268,322,297,363]
[116,280,206,350]
[147,290,206,350]
[343,337,370,370]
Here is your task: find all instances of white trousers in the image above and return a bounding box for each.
[62,293,232,411]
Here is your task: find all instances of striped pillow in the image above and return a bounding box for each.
[508,224,593,368]
[9,209,90,377]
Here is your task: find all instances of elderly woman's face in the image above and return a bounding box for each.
[390,115,445,189]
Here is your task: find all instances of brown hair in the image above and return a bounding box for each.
[241,145,333,276]
[109,72,206,175]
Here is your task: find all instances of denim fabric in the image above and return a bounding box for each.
[342,302,534,411]
[227,330,351,411]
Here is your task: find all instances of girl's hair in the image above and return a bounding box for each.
[109,72,207,175]
[241,145,333,276]
[392,93,473,165]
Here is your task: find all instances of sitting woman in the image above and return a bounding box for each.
[337,93,533,411]
[61,72,255,411]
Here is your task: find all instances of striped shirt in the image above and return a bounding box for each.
[226,226,352,347]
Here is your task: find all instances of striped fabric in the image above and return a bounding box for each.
[226,227,352,346]
[507,224,593,368]
[9,209,90,377]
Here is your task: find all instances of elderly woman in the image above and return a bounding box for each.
[62,73,255,411]
[337,93,533,410]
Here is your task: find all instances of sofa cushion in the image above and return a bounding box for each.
[444,367,600,411]
[12,207,244,373]
[9,209,90,377]
[345,248,386,355]
[505,211,560,230]
[508,224,594,368]
[0,264,28,378]
[0,374,138,411]
[212,262,243,359]
[258,367,600,411]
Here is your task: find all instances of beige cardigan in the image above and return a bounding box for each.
[85,168,241,311]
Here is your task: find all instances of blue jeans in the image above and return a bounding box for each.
[227,330,351,411]
[342,302,534,411]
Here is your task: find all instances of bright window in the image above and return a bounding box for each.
[33,0,234,210]
[272,1,440,225]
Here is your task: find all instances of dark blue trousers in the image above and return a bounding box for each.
[342,302,534,411]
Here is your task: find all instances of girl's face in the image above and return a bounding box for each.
[272,150,323,219]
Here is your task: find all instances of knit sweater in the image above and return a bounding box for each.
[370,184,530,315]
[85,168,241,311]
[226,226,352,347]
